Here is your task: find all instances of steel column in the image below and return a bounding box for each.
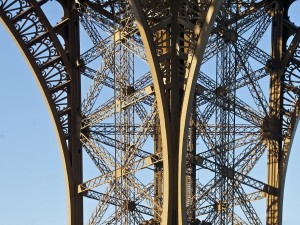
[61,1,83,225]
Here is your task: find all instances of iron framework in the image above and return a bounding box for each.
[1,0,300,224]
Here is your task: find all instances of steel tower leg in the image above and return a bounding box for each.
[267,0,283,222]
[62,1,83,225]
[267,1,295,224]
[128,1,221,224]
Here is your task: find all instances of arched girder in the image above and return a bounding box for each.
[280,29,300,193]
[0,1,82,225]
[271,23,300,225]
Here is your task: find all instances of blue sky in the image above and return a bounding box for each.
[0,25,67,225]
[1,1,300,224]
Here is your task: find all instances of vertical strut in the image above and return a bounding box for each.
[154,114,163,222]
[186,99,197,223]
[267,1,283,224]
[63,1,83,225]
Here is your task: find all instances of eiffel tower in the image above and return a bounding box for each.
[1,0,299,224]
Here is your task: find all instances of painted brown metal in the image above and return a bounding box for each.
[1,0,300,225]
[0,1,82,225]
[267,1,299,224]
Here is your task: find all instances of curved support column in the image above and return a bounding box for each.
[128,1,172,223]
[128,1,221,224]
[279,106,300,224]
[276,28,300,225]
[178,2,221,223]
[0,1,82,225]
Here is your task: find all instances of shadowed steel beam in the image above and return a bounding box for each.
[267,1,284,224]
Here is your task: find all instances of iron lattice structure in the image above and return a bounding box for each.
[1,0,300,224]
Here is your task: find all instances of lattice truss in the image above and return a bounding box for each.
[1,0,300,225]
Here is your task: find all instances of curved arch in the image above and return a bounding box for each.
[281,112,300,223]
[276,28,300,224]
[278,95,300,223]
[0,1,76,225]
